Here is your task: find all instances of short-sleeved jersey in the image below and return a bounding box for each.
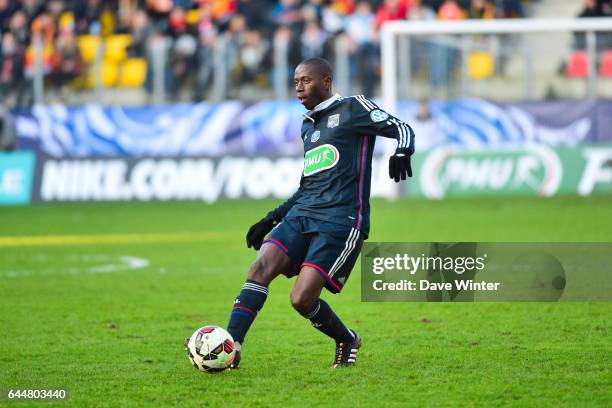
[267,94,415,238]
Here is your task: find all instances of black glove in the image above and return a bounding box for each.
[246,216,276,250]
[389,148,413,182]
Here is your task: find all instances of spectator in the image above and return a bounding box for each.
[50,30,84,98]
[9,11,30,45]
[21,0,45,26]
[238,0,274,33]
[375,0,410,30]
[238,29,271,85]
[321,2,344,34]
[411,99,443,150]
[598,0,612,16]
[497,0,524,18]
[193,4,218,101]
[224,13,247,97]
[300,20,328,60]
[407,0,436,78]
[576,0,612,50]
[344,1,377,96]
[468,0,495,20]
[74,0,105,34]
[273,0,303,31]
[408,0,436,20]
[578,0,604,17]
[145,28,173,101]
[127,9,152,58]
[438,0,464,20]
[0,32,26,106]
[0,0,19,32]
[428,0,464,87]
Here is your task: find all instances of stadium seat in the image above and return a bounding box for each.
[86,60,119,87]
[566,51,589,78]
[186,9,202,25]
[119,58,147,87]
[468,52,494,80]
[77,35,102,64]
[599,50,612,77]
[104,34,132,63]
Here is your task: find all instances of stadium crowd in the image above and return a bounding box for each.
[0,0,595,105]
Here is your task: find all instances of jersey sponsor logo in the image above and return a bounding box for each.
[370,109,389,122]
[327,114,340,128]
[310,130,320,143]
[303,144,340,177]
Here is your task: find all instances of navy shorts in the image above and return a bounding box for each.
[263,216,364,294]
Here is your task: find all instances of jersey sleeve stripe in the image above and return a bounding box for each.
[353,95,373,112]
[358,95,376,110]
[389,118,406,147]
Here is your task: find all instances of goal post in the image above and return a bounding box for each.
[380,17,612,114]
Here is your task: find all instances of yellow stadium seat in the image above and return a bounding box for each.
[186,9,202,25]
[468,52,494,80]
[78,35,101,64]
[86,61,119,87]
[104,34,132,63]
[119,58,147,87]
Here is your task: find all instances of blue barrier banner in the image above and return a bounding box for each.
[13,99,611,157]
[0,151,35,205]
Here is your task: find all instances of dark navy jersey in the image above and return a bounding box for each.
[266,94,415,237]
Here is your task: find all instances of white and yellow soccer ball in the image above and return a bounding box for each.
[186,326,236,372]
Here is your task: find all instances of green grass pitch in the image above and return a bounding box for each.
[0,196,611,407]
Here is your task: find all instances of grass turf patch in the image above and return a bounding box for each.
[0,196,610,407]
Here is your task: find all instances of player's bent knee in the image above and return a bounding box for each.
[290,288,316,315]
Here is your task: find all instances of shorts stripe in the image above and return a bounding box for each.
[263,238,289,254]
[301,262,342,293]
[330,231,359,278]
[329,228,359,277]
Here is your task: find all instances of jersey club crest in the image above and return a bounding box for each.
[327,114,340,128]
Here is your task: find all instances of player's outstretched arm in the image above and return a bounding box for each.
[350,95,415,182]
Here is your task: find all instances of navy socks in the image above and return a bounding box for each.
[227,280,268,344]
[302,298,354,343]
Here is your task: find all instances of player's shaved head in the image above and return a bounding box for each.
[294,58,334,110]
[297,58,333,81]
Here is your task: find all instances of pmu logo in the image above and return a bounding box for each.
[420,146,562,199]
[303,144,339,177]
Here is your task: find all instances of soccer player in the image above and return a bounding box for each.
[226,57,414,368]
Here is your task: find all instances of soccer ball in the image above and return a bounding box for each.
[186,325,236,372]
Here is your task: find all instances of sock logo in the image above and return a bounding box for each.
[311,322,323,328]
